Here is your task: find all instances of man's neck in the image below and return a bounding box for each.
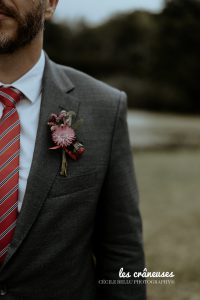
[0,35,43,84]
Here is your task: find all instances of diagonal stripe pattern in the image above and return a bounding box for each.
[0,87,21,264]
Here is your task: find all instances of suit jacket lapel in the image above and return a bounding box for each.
[1,55,80,269]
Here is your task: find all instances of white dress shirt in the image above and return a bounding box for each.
[0,51,45,212]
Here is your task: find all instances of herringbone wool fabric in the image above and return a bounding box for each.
[0,87,21,263]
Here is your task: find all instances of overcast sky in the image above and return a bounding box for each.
[54,0,165,24]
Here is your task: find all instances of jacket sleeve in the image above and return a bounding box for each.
[93,92,146,300]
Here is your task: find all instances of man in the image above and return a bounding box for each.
[0,1,146,299]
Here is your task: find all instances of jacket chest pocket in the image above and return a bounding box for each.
[47,170,98,198]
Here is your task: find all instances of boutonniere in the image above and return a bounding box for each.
[48,110,85,176]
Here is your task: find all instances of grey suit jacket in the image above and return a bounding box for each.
[0,55,146,300]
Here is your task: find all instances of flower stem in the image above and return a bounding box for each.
[60,149,68,176]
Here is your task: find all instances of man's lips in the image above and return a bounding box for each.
[0,11,12,20]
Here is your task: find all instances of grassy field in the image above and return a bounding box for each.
[134,150,200,300]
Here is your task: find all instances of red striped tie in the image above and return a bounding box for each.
[0,87,21,263]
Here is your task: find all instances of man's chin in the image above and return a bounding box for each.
[0,39,17,54]
[0,29,19,54]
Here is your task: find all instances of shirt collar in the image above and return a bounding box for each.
[0,50,45,103]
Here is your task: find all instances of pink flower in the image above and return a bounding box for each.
[52,124,76,147]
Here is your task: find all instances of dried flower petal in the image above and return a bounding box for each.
[48,113,58,124]
[52,125,76,147]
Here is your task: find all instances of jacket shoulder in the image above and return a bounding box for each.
[53,62,126,106]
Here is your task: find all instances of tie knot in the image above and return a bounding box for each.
[0,87,22,108]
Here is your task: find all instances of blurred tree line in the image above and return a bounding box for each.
[44,0,200,114]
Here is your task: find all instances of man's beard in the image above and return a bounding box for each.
[0,1,45,54]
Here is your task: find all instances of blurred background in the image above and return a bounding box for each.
[45,0,200,299]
